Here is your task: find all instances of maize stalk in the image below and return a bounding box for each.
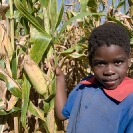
[23,54,49,95]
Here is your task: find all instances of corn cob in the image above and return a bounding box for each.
[23,54,49,95]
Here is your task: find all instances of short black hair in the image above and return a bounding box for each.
[88,22,130,66]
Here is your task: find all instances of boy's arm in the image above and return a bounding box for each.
[55,69,67,120]
[50,59,67,120]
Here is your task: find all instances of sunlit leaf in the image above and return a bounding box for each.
[68,52,86,59]
[30,28,51,63]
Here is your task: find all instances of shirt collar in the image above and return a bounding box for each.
[80,76,133,102]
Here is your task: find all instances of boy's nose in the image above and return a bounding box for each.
[103,65,115,76]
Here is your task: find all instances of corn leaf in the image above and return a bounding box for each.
[60,43,87,55]
[28,101,50,133]
[55,12,105,41]
[21,75,31,132]
[0,107,20,115]
[67,52,86,59]
[28,102,45,121]
[43,101,50,113]
[80,0,88,12]
[30,28,52,63]
[39,0,49,7]
[14,0,51,37]
[11,55,18,79]
[49,0,58,34]
[43,7,50,34]
[0,67,22,98]
[55,0,64,29]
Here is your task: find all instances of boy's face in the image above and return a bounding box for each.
[91,45,131,90]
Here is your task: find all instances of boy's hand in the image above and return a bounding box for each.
[49,58,64,77]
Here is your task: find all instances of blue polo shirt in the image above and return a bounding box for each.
[62,76,133,133]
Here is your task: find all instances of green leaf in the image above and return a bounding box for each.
[43,101,50,113]
[11,55,18,79]
[0,107,20,115]
[55,0,64,29]
[60,45,76,55]
[28,102,50,133]
[21,75,31,132]
[49,0,58,33]
[68,52,86,59]
[43,7,50,34]
[60,43,88,55]
[55,12,105,41]
[30,28,51,63]
[28,102,45,121]
[39,0,49,7]
[14,0,51,38]
[80,0,88,12]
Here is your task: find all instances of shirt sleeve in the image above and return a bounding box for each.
[125,117,133,133]
[62,84,81,119]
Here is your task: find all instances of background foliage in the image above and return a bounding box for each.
[0,0,132,132]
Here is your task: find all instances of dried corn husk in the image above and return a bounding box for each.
[0,24,13,60]
[0,66,21,98]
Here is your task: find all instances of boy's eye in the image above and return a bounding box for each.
[94,61,106,66]
[114,60,123,65]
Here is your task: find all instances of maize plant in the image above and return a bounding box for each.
[0,0,132,133]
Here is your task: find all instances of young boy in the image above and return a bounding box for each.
[52,22,133,133]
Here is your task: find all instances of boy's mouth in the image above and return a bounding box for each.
[102,78,119,87]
